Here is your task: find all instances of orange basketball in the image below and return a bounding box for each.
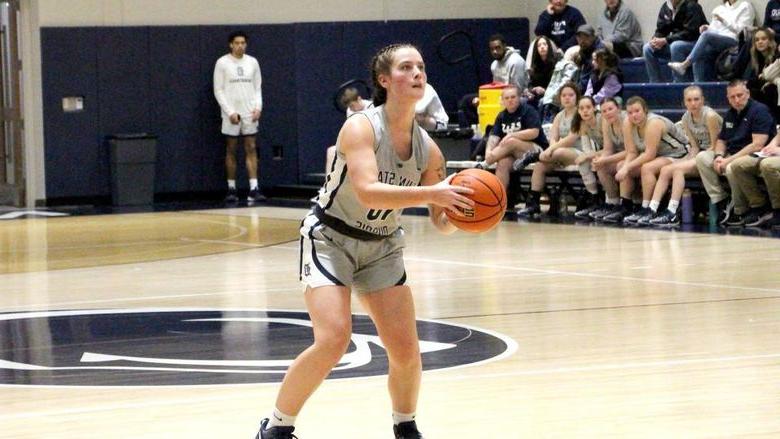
[445,169,507,233]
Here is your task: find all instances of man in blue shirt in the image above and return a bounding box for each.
[535,0,587,51]
[477,85,548,191]
[695,80,776,225]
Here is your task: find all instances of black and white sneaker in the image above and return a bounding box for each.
[394,421,424,439]
[517,203,541,219]
[512,151,540,172]
[649,209,681,227]
[602,205,630,224]
[255,418,297,439]
[635,210,657,226]
[589,204,618,221]
[624,207,653,225]
[744,206,773,227]
[724,212,746,227]
[248,188,266,203]
[225,188,239,203]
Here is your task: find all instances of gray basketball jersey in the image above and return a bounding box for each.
[316,105,430,237]
[605,112,626,153]
[681,106,722,150]
[632,113,688,158]
[557,110,581,150]
[581,113,603,152]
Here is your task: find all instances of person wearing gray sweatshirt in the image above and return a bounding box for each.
[490,34,529,92]
[598,0,643,58]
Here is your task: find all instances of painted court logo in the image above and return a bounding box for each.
[0,309,517,386]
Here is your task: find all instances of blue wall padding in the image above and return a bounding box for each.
[41,18,528,199]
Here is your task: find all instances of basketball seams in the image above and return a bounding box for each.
[453,175,503,208]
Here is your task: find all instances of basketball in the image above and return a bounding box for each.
[445,169,507,233]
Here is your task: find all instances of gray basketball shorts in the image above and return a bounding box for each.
[298,213,407,293]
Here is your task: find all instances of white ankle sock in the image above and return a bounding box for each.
[641,200,650,208]
[668,199,680,213]
[267,408,296,428]
[250,178,258,190]
[606,197,620,205]
[649,200,660,212]
[227,179,236,190]
[392,411,416,425]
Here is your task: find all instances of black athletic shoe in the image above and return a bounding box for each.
[517,203,541,219]
[744,205,773,227]
[512,151,540,172]
[255,418,297,439]
[649,209,681,227]
[588,204,618,220]
[602,205,630,224]
[574,200,600,219]
[724,212,746,227]
[248,188,266,203]
[394,421,424,439]
[624,207,653,225]
[225,188,239,203]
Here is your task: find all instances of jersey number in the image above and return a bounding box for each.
[367,209,393,221]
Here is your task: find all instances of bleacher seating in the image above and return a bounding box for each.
[444,57,734,223]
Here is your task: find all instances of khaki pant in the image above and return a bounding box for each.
[728,155,780,212]
[695,150,731,204]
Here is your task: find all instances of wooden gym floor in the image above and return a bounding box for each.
[0,206,778,438]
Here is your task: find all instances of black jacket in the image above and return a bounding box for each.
[654,0,708,43]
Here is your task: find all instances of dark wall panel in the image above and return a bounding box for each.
[41,18,529,201]
[41,28,100,198]
[148,26,203,193]
[294,22,346,180]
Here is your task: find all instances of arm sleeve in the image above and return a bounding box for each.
[510,57,529,91]
[667,4,708,43]
[753,108,776,135]
[522,106,542,130]
[594,75,622,104]
[253,61,263,112]
[610,10,640,44]
[535,11,553,36]
[213,60,235,116]
[722,4,755,35]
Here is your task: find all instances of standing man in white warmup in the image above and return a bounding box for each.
[214,31,265,203]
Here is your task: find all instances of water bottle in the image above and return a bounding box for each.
[681,189,693,224]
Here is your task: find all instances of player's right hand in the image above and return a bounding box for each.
[229,113,240,124]
[431,174,474,216]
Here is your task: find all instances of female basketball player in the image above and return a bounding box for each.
[584,97,627,220]
[255,44,474,439]
[603,96,689,224]
[645,86,723,226]
[518,92,602,218]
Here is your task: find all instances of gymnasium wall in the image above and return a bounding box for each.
[40,18,529,199]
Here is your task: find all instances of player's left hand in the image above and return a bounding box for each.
[252,110,261,122]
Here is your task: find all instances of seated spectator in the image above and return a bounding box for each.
[584,97,628,220]
[326,89,374,173]
[603,96,689,224]
[535,0,587,51]
[645,86,724,227]
[518,93,602,218]
[696,80,776,226]
[643,0,708,83]
[573,25,605,93]
[539,46,580,123]
[728,132,780,228]
[476,85,548,191]
[586,48,623,105]
[668,0,755,82]
[525,36,560,108]
[415,83,449,131]
[743,27,780,122]
[598,0,643,58]
[764,0,780,44]
[458,34,528,127]
[343,87,373,117]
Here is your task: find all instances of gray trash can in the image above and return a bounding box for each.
[108,133,157,206]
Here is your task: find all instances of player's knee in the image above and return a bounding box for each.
[314,326,352,358]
